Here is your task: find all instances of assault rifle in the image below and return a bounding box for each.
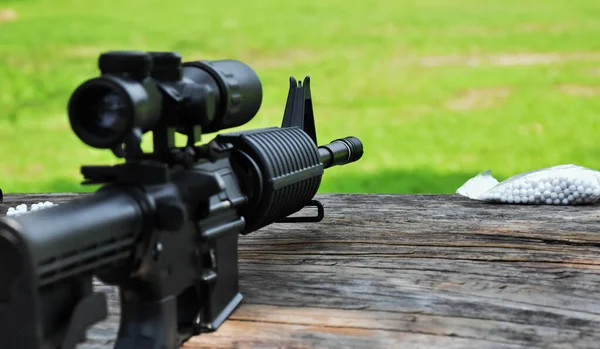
[0,51,363,349]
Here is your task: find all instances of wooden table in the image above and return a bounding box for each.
[3,193,600,349]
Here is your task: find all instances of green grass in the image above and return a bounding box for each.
[1,0,600,194]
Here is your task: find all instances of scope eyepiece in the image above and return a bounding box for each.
[68,51,162,149]
[68,77,162,149]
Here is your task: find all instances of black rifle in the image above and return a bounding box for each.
[0,51,363,349]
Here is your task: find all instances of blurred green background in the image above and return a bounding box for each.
[1,0,599,194]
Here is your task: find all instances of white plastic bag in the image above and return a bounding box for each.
[456,164,600,205]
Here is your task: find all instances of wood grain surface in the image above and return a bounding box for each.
[3,193,600,349]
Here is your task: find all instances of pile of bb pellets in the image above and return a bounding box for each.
[7,202,57,217]
[457,165,600,205]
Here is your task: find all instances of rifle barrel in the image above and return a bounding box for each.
[318,136,363,169]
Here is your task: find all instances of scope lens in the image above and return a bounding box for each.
[68,80,134,149]
[87,91,128,137]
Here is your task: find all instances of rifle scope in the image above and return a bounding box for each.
[67,51,263,149]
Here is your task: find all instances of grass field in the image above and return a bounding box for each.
[1,0,600,194]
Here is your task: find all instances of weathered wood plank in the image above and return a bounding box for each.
[2,193,600,349]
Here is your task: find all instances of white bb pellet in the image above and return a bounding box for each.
[6,201,57,217]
